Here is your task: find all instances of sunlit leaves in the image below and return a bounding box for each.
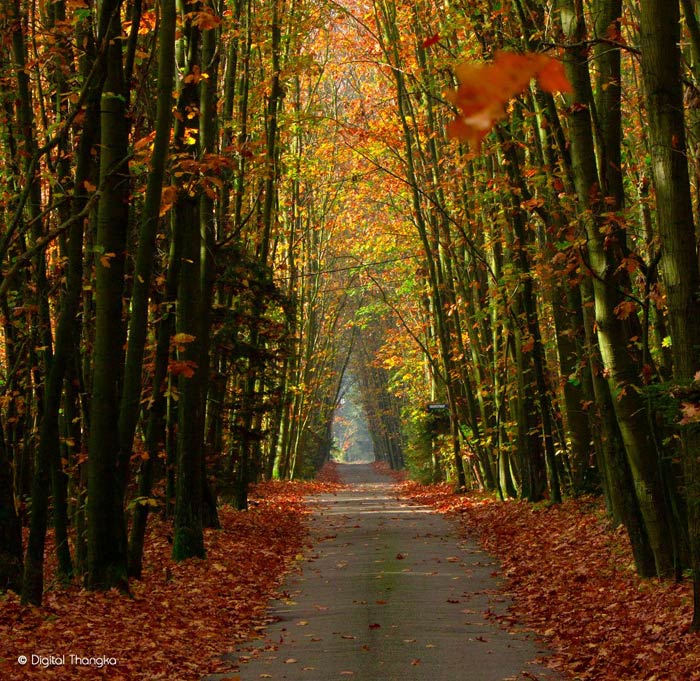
[680,402,700,425]
[159,185,178,216]
[613,300,637,320]
[184,9,222,31]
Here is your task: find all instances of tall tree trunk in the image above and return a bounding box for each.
[171,1,205,560]
[128,220,183,576]
[374,0,466,489]
[118,0,176,497]
[124,0,177,577]
[640,0,700,629]
[498,129,561,502]
[8,0,57,604]
[198,11,221,529]
[86,0,130,591]
[556,0,675,577]
[172,192,206,560]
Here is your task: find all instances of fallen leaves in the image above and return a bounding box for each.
[445,51,571,145]
[398,481,700,680]
[0,480,335,680]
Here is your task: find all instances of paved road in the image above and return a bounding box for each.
[205,463,561,681]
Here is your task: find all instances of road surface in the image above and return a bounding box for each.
[204,463,561,681]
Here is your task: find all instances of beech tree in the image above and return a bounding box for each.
[86,0,131,592]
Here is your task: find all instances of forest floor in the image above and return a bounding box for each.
[0,467,343,680]
[397,475,700,680]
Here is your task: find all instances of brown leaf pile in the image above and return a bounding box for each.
[398,482,700,680]
[0,476,342,680]
[309,460,345,485]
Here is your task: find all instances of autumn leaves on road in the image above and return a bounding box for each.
[401,482,700,681]
[219,462,558,681]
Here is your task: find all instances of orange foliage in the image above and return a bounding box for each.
[445,51,571,145]
[372,460,408,482]
[312,460,345,485]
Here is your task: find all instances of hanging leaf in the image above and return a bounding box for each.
[159,185,178,217]
[613,300,637,320]
[445,51,572,145]
[185,9,221,31]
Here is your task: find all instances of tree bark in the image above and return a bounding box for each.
[172,0,205,560]
[86,0,130,591]
[640,0,700,629]
[556,0,675,577]
[118,0,176,496]
[0,421,22,593]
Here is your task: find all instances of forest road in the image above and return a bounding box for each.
[202,463,562,681]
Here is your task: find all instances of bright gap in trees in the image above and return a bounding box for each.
[331,371,373,463]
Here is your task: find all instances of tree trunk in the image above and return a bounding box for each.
[87,0,130,591]
[0,421,22,593]
[172,3,205,560]
[640,0,700,629]
[128,219,183,577]
[172,192,206,560]
[117,0,176,497]
[556,0,675,577]
[124,0,177,577]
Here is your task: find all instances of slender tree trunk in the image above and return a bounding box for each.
[172,192,206,560]
[172,2,205,560]
[499,130,561,502]
[117,0,176,496]
[123,0,177,577]
[128,223,183,576]
[87,0,130,591]
[9,0,56,604]
[198,13,221,529]
[375,0,466,488]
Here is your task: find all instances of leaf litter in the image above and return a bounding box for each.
[0,466,343,680]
